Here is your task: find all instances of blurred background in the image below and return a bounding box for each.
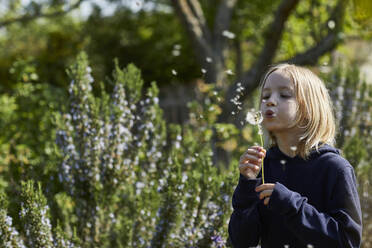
[0,0,372,247]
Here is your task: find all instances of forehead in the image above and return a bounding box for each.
[263,70,294,90]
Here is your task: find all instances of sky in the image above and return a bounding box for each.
[14,0,148,19]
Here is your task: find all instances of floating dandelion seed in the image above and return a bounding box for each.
[222,30,236,39]
[225,69,234,75]
[280,160,286,165]
[328,20,335,29]
[172,44,181,56]
[172,50,180,56]
[290,146,297,151]
[245,110,265,184]
[172,69,177,76]
[201,68,207,74]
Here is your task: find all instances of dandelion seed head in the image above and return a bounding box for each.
[280,160,287,165]
[171,69,177,75]
[246,110,263,125]
[201,68,207,74]
[206,57,213,63]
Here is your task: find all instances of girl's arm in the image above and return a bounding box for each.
[228,174,262,248]
[268,161,362,248]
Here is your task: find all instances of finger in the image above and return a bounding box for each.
[264,197,270,205]
[245,149,265,161]
[259,190,273,200]
[246,149,266,160]
[240,154,262,164]
[251,146,267,156]
[239,163,260,174]
[255,183,275,192]
[239,162,259,169]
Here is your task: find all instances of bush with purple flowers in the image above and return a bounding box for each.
[0,54,371,247]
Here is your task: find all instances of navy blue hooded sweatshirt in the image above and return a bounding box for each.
[228,144,362,248]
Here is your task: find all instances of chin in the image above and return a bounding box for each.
[263,124,284,133]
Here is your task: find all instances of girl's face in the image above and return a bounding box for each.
[260,70,298,134]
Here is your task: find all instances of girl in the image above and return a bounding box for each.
[228,64,362,248]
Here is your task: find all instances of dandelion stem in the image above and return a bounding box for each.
[246,110,264,184]
[259,130,264,184]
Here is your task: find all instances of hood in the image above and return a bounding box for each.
[266,143,340,161]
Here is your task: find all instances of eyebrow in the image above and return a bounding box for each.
[262,86,293,91]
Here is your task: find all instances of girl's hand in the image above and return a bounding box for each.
[255,183,275,205]
[239,146,266,180]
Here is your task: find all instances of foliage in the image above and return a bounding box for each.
[84,7,201,88]
[0,15,85,90]
[0,52,371,247]
[321,62,372,247]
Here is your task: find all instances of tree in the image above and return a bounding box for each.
[0,0,85,28]
[170,0,349,122]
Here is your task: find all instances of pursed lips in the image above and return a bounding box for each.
[264,109,276,118]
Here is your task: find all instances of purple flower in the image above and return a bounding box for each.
[211,235,225,248]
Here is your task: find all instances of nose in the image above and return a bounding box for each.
[264,95,277,106]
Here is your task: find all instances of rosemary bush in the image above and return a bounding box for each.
[1,54,371,247]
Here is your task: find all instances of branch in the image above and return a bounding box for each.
[171,0,213,60]
[283,0,347,65]
[220,0,300,122]
[284,33,339,65]
[250,0,301,76]
[187,0,212,42]
[213,0,238,51]
[0,0,86,27]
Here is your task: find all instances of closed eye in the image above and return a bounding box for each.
[280,94,292,98]
[262,95,270,99]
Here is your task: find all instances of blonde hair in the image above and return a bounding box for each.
[259,63,336,159]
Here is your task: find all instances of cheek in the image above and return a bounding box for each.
[287,102,298,120]
[279,102,297,121]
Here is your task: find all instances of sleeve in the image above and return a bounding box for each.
[268,165,362,248]
[228,174,262,248]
